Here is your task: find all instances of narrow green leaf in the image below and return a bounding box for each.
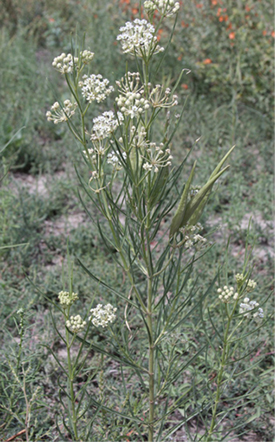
[209,144,235,180]
[76,257,139,309]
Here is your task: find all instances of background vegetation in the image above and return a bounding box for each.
[0,0,273,440]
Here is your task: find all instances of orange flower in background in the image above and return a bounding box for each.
[178,54,183,61]
[262,30,267,36]
[219,16,223,22]
[211,0,218,5]
[203,58,212,64]
[196,3,203,8]
[181,83,188,89]
[229,31,235,39]
[48,17,55,22]
[224,15,228,22]
[181,20,189,27]
[217,7,222,16]
[132,7,138,14]
[245,5,250,11]
[157,28,163,41]
[272,31,275,38]
[226,22,232,30]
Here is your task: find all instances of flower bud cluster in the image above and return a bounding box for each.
[235,273,257,292]
[58,291,78,306]
[143,143,173,173]
[46,100,77,124]
[79,74,114,103]
[116,72,150,119]
[80,50,94,64]
[89,304,117,328]
[66,315,87,333]
[217,286,239,303]
[150,84,178,108]
[117,19,164,58]
[239,298,264,320]
[52,53,79,74]
[90,111,123,141]
[144,0,180,17]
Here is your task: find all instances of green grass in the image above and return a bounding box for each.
[0,0,273,440]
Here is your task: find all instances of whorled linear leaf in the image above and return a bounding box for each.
[169,161,196,237]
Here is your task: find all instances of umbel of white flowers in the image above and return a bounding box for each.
[117,19,164,59]
[66,315,87,333]
[144,0,180,17]
[89,304,117,328]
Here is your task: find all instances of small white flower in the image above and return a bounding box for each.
[142,142,173,173]
[46,100,77,124]
[107,151,127,170]
[91,111,123,141]
[144,0,180,17]
[66,315,87,333]
[79,74,114,103]
[116,72,150,118]
[89,304,117,328]
[179,223,206,250]
[52,53,79,74]
[117,19,164,59]
[58,291,78,306]
[239,298,264,320]
[149,84,178,108]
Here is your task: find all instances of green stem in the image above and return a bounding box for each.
[66,329,79,441]
[145,204,154,442]
[206,300,238,441]
[148,275,154,442]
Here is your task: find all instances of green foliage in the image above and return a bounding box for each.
[173,0,274,112]
[0,0,273,441]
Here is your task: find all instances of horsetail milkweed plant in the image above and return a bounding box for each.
[46,2,266,440]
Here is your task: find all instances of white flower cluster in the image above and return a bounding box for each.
[143,142,173,173]
[116,72,150,119]
[117,19,164,58]
[144,0,180,17]
[66,315,87,333]
[235,273,257,292]
[52,53,79,74]
[46,100,77,124]
[107,151,127,170]
[217,286,239,303]
[150,84,178,108]
[91,111,123,142]
[239,298,264,320]
[80,50,94,64]
[180,223,207,249]
[89,304,117,328]
[79,74,114,103]
[58,291,78,306]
